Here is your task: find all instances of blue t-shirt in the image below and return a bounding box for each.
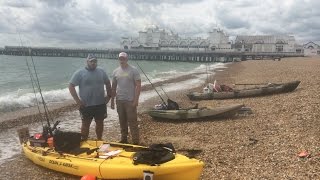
[70,67,109,107]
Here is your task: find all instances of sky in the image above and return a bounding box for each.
[0,0,319,48]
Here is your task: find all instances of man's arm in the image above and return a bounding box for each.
[110,79,117,109]
[132,80,141,107]
[68,83,85,108]
[104,80,112,104]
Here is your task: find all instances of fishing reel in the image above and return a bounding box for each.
[42,120,60,138]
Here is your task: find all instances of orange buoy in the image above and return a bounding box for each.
[80,174,96,180]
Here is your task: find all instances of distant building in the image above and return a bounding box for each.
[303,42,320,56]
[0,47,4,54]
[234,35,303,53]
[120,25,232,52]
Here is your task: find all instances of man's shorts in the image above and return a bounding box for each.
[79,104,107,121]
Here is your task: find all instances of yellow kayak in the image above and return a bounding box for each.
[22,140,204,180]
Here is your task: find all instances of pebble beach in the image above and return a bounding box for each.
[1,56,319,179]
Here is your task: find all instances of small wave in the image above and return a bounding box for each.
[0,88,72,113]
[193,62,225,72]
[140,74,208,103]
[157,70,178,76]
[141,69,182,85]
[141,63,225,85]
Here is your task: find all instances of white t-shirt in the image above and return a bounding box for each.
[112,65,141,101]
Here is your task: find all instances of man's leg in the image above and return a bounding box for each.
[79,106,93,140]
[95,120,104,140]
[126,101,139,145]
[94,104,106,140]
[81,119,92,140]
[117,100,128,143]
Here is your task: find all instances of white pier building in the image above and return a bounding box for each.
[120,26,232,52]
[303,41,320,56]
[234,35,303,53]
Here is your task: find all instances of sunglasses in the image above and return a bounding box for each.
[88,59,97,63]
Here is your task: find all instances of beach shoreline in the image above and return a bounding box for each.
[1,57,319,179]
[0,69,214,130]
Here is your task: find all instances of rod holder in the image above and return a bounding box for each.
[143,170,154,180]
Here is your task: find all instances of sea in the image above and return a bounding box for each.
[0,54,226,165]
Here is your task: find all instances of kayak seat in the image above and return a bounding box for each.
[69,147,91,155]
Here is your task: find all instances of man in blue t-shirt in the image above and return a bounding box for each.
[69,54,112,140]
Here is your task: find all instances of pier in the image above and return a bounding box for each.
[2,46,304,62]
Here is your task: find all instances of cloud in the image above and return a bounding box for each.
[121,0,204,5]
[0,0,319,47]
[38,0,74,7]
[3,0,34,8]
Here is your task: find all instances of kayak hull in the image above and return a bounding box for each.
[148,104,244,120]
[187,81,300,100]
[22,140,204,180]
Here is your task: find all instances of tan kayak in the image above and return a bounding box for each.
[148,104,244,120]
[187,80,300,100]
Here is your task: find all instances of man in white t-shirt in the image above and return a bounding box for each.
[111,52,141,145]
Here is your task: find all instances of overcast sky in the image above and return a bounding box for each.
[0,0,319,48]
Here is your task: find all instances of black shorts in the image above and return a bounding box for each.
[79,104,107,121]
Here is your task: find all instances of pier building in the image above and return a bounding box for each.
[303,42,320,56]
[234,35,303,53]
[0,47,4,54]
[120,26,232,52]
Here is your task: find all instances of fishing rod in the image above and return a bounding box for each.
[16,28,55,136]
[134,62,168,107]
[158,85,179,110]
[18,34,44,127]
[28,48,54,135]
[159,86,169,99]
